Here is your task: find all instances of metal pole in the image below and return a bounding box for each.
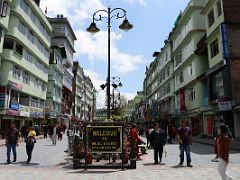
[112,88,115,113]
[107,7,111,119]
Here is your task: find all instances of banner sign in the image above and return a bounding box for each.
[179,89,186,112]
[87,126,122,153]
[0,86,5,108]
[220,23,230,59]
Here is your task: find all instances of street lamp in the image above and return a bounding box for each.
[87,7,133,119]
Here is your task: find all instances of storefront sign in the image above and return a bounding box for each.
[220,23,230,59]
[31,111,40,118]
[20,110,30,117]
[0,86,5,108]
[218,101,232,111]
[7,109,20,116]
[9,102,19,111]
[87,126,122,153]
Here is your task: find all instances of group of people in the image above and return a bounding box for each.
[5,123,37,164]
[43,124,65,145]
[130,119,234,180]
[4,123,66,165]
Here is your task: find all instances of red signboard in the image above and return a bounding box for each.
[179,89,186,112]
[7,109,20,116]
[207,117,213,135]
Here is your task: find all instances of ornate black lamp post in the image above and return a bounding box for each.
[87,7,133,119]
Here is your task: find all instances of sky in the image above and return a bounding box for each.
[40,0,190,108]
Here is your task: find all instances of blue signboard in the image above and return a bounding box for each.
[220,23,230,59]
[10,102,19,111]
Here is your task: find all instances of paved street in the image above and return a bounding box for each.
[0,136,239,180]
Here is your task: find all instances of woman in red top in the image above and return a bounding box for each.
[129,124,142,160]
[215,124,234,180]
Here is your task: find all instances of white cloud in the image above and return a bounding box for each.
[40,0,145,108]
[123,0,147,6]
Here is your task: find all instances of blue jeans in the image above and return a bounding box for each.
[179,144,191,165]
[7,144,17,162]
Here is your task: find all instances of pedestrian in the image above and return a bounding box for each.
[147,125,154,148]
[177,120,193,167]
[216,124,234,180]
[51,124,57,145]
[25,127,36,164]
[150,123,167,165]
[172,125,177,141]
[43,125,48,139]
[212,119,233,162]
[57,125,63,141]
[168,125,173,144]
[5,123,20,164]
[129,123,142,160]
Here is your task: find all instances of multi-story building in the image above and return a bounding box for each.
[45,46,66,124]
[0,0,52,135]
[170,0,208,136]
[83,76,94,122]
[48,15,77,128]
[73,61,95,122]
[201,0,240,139]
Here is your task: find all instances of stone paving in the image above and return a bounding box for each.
[0,136,239,180]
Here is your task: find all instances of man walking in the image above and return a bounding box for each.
[5,123,19,164]
[177,120,193,167]
[150,123,167,165]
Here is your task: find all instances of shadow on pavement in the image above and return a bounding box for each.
[14,161,40,166]
[67,169,121,174]
[142,163,156,166]
[171,165,186,169]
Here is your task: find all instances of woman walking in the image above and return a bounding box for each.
[215,124,234,180]
[25,128,36,164]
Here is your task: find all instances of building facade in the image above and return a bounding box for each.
[201,0,240,139]
[45,46,66,123]
[0,0,52,136]
[48,15,77,128]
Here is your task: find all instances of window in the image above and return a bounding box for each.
[175,52,182,67]
[179,72,184,83]
[18,21,26,35]
[189,63,193,76]
[24,51,32,63]
[3,39,14,50]
[27,30,34,44]
[213,72,224,98]
[15,43,23,55]
[23,71,30,84]
[210,39,219,58]
[188,87,196,101]
[167,83,171,93]
[30,11,36,22]
[208,9,215,27]
[20,0,28,14]
[217,1,222,17]
[13,66,21,80]
[31,98,37,107]
[34,78,39,87]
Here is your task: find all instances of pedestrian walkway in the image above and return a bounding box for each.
[192,137,240,151]
[0,135,239,180]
